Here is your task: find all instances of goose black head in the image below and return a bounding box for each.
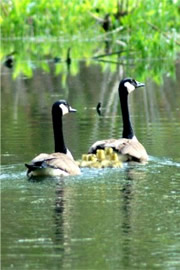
[119,78,145,94]
[52,100,77,116]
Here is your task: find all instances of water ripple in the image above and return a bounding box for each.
[149,156,180,168]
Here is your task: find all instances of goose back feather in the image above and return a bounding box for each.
[88,137,148,163]
[25,153,80,177]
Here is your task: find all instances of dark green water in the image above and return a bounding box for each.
[1,61,180,270]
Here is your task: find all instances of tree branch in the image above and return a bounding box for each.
[146,21,180,46]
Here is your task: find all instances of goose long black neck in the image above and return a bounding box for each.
[52,109,67,154]
[119,87,134,139]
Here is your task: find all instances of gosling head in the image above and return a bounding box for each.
[110,152,119,162]
[119,78,145,95]
[87,154,97,162]
[82,154,89,161]
[52,100,77,116]
[96,149,106,161]
[105,147,113,156]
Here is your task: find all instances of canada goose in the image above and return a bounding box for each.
[88,78,148,163]
[25,100,81,177]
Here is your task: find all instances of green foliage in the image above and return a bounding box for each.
[1,0,99,37]
[121,0,180,56]
[1,0,180,82]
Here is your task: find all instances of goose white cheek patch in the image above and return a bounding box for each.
[124,82,135,93]
[59,104,69,115]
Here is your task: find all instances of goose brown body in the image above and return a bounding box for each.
[88,137,148,163]
[26,153,80,177]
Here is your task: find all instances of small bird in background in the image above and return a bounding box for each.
[96,102,102,116]
[4,52,16,69]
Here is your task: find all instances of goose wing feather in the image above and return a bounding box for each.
[117,139,144,160]
[28,153,80,175]
[31,153,54,163]
[88,139,117,153]
[88,138,148,162]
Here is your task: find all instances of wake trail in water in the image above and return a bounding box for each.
[149,156,180,168]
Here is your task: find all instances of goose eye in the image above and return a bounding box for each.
[132,79,136,85]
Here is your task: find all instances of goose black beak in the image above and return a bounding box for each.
[136,81,145,88]
[69,106,77,113]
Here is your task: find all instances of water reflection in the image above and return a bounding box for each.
[1,36,178,85]
[1,158,180,269]
[120,168,135,269]
[53,182,65,253]
[120,167,149,267]
[48,166,149,268]
[121,169,134,234]
[1,49,180,269]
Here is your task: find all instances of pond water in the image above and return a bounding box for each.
[1,60,180,270]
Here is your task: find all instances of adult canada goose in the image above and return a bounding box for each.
[25,100,81,177]
[88,78,148,163]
